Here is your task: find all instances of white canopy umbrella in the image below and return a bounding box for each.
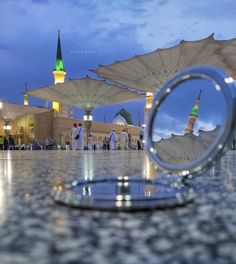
[27,76,145,113]
[154,127,219,165]
[0,101,50,124]
[92,34,236,93]
[28,76,145,145]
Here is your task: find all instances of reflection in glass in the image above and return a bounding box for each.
[52,176,194,210]
[152,78,226,165]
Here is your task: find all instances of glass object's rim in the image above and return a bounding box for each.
[146,65,235,177]
[52,176,194,211]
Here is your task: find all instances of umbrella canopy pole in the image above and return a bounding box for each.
[83,111,93,148]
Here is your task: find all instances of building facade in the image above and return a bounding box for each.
[0,111,140,147]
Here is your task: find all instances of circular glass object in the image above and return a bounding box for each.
[52,66,235,211]
[52,176,194,211]
[146,66,235,176]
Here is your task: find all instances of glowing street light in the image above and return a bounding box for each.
[83,114,93,121]
[3,125,11,131]
[146,92,153,109]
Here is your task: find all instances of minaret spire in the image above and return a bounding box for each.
[55,30,64,71]
[52,31,69,117]
[24,82,27,92]
[184,90,202,134]
[197,89,202,101]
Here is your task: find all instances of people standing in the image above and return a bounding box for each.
[8,135,15,150]
[106,137,110,150]
[139,125,145,150]
[75,123,85,150]
[103,137,107,150]
[128,133,134,150]
[232,139,236,150]
[109,129,117,150]
[71,123,77,150]
[119,129,128,150]
[32,139,40,150]
[4,137,8,150]
[44,138,50,150]
[0,136,3,150]
[137,139,141,150]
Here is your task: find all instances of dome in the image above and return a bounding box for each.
[112,114,127,125]
[114,108,133,125]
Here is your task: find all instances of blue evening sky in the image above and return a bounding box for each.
[0,0,236,125]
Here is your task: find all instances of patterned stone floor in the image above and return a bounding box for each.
[0,150,236,264]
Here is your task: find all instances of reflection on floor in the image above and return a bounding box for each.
[0,150,235,263]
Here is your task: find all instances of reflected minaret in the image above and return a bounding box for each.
[184,90,202,135]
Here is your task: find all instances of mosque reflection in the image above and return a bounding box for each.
[152,81,225,165]
[52,173,191,210]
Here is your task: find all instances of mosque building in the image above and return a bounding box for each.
[112,108,133,126]
[0,33,141,147]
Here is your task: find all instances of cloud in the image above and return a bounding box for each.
[134,0,236,50]
[153,127,184,142]
[195,120,217,134]
[152,112,186,141]
[0,0,236,121]
[1,0,236,58]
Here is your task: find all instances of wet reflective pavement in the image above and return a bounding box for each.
[0,150,236,263]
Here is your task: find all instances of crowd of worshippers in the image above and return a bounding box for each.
[71,123,145,150]
[0,135,47,151]
[0,135,16,150]
[0,124,145,151]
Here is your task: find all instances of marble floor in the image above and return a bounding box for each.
[0,150,236,264]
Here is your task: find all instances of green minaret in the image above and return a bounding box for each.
[191,90,202,117]
[52,31,67,115]
[184,90,202,134]
[55,30,65,71]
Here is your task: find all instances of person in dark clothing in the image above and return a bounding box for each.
[32,139,41,150]
[0,136,3,150]
[8,135,14,150]
[232,139,236,150]
[103,137,107,150]
[137,139,141,150]
[139,125,145,150]
[4,137,8,150]
[106,137,110,150]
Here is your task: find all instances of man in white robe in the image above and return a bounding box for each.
[109,129,117,150]
[75,123,85,150]
[119,129,128,150]
[71,123,77,150]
